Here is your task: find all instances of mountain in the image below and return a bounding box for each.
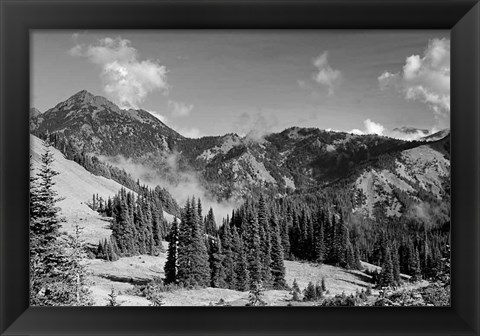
[31,90,450,221]
[31,90,184,159]
[351,136,450,221]
[420,129,450,142]
[174,127,425,200]
[393,126,430,136]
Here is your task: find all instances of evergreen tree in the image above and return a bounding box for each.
[247,282,267,306]
[303,281,317,301]
[292,279,301,294]
[321,277,327,292]
[379,246,395,287]
[205,207,217,236]
[313,210,325,262]
[220,222,235,288]
[344,239,355,269]
[67,225,93,306]
[176,198,210,288]
[209,236,226,288]
[244,209,262,288]
[197,198,203,222]
[107,287,121,306]
[30,143,92,306]
[353,244,363,270]
[164,217,179,284]
[176,200,194,286]
[257,196,272,286]
[392,246,401,285]
[410,246,422,282]
[233,227,250,291]
[270,214,286,289]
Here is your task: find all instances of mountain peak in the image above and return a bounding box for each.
[59,90,121,113]
[69,89,95,103]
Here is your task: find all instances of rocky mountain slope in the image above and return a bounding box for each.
[31,90,450,222]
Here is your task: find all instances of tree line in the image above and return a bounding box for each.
[94,187,171,261]
[163,196,287,291]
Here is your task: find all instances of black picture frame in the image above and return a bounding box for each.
[1,0,479,335]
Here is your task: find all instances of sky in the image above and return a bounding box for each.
[31,30,450,140]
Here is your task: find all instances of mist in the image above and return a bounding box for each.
[98,153,240,226]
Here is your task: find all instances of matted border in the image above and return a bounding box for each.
[1,1,479,335]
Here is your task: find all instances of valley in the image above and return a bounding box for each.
[29,90,451,307]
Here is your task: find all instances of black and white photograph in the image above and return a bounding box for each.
[29,30,451,307]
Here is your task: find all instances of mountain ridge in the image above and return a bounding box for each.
[31,90,450,222]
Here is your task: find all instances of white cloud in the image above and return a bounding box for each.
[168,100,194,117]
[378,38,450,127]
[69,36,169,109]
[364,119,385,135]
[232,112,279,143]
[348,119,436,141]
[348,119,384,136]
[312,51,342,95]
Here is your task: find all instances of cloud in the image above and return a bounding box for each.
[364,119,385,135]
[69,36,169,109]
[378,38,450,127]
[98,153,240,225]
[349,119,385,136]
[312,51,342,95]
[348,119,435,141]
[168,100,194,117]
[232,112,279,143]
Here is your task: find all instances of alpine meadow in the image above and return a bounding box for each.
[30,31,451,306]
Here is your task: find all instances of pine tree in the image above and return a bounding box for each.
[281,207,292,258]
[345,239,355,269]
[164,217,179,284]
[257,196,272,286]
[134,201,147,254]
[30,143,92,306]
[379,246,395,287]
[270,214,286,289]
[220,222,235,288]
[247,282,267,306]
[244,209,262,288]
[67,225,93,306]
[176,198,210,288]
[205,207,217,236]
[233,227,250,291]
[145,283,165,306]
[392,246,401,285]
[190,198,211,287]
[292,279,301,294]
[313,210,325,262]
[303,281,317,301]
[30,144,64,305]
[107,287,121,306]
[410,246,422,282]
[321,277,327,292]
[209,236,226,288]
[353,244,363,270]
[111,195,135,256]
[197,198,203,222]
